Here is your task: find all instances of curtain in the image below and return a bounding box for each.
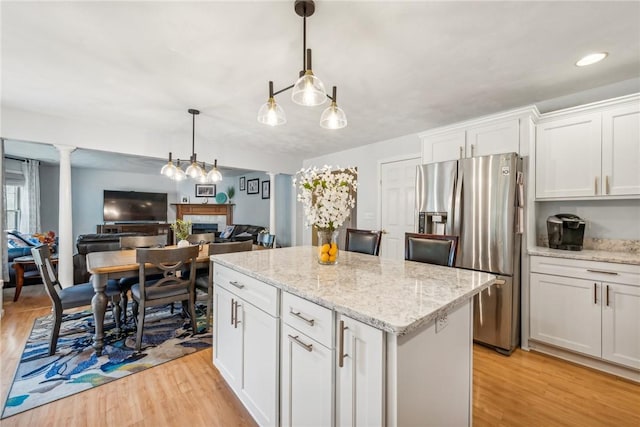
[1,139,8,282]
[20,159,41,233]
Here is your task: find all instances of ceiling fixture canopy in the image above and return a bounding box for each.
[257,0,347,130]
[160,109,222,183]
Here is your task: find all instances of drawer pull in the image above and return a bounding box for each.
[339,320,349,368]
[288,334,313,352]
[289,309,315,326]
[229,280,245,289]
[586,269,619,275]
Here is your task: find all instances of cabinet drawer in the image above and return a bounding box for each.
[530,256,640,286]
[214,263,279,317]
[282,291,333,348]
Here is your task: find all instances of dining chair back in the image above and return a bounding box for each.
[31,244,122,355]
[131,245,199,351]
[256,233,276,248]
[345,228,383,256]
[119,234,166,250]
[404,233,459,267]
[186,233,216,245]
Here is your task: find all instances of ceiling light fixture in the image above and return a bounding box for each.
[257,0,347,130]
[576,52,608,67]
[160,109,222,183]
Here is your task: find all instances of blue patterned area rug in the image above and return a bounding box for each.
[2,304,211,419]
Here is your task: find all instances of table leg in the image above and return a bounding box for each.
[91,273,108,356]
[12,263,25,302]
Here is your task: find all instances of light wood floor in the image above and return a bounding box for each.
[2,285,639,427]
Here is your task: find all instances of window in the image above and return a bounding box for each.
[5,184,21,230]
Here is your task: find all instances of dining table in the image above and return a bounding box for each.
[85,244,211,355]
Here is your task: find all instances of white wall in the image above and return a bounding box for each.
[39,164,59,234]
[300,133,421,245]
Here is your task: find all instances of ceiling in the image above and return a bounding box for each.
[2,1,640,172]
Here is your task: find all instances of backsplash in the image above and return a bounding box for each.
[537,235,640,254]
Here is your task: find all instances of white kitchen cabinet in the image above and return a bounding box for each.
[530,256,640,371]
[335,314,384,427]
[535,95,640,199]
[421,131,466,163]
[280,324,333,427]
[213,264,279,427]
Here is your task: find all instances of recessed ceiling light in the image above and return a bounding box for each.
[576,52,608,67]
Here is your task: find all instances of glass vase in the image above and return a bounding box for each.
[317,229,340,265]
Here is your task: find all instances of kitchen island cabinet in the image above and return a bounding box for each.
[212,246,495,426]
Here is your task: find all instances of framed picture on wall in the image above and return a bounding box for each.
[195,184,216,197]
[239,176,246,191]
[262,180,270,199]
[247,178,259,194]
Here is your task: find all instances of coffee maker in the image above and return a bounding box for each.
[547,214,586,251]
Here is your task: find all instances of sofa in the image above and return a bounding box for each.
[217,224,266,244]
[73,232,144,284]
[6,231,44,287]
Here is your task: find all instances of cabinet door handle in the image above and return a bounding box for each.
[229,280,245,289]
[471,144,475,157]
[289,309,315,326]
[459,146,464,159]
[586,269,619,275]
[594,176,598,195]
[234,301,241,328]
[593,283,598,304]
[288,334,313,352]
[339,320,349,368]
[231,298,236,325]
[605,175,610,195]
[606,285,610,307]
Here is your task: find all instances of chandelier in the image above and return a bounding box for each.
[257,0,347,129]
[160,109,222,183]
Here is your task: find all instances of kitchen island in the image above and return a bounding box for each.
[211,246,496,426]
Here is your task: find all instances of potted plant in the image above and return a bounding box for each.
[171,219,192,247]
[227,185,235,203]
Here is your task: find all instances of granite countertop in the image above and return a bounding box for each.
[528,246,640,266]
[211,246,496,336]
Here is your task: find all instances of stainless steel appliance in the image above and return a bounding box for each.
[416,153,524,354]
[547,214,585,251]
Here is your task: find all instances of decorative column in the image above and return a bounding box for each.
[54,144,76,288]
[267,172,277,239]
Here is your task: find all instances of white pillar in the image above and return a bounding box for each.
[267,172,277,238]
[54,144,76,288]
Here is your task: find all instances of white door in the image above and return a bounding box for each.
[380,157,421,260]
[281,323,333,427]
[213,285,242,388]
[602,282,640,369]
[466,118,520,157]
[421,131,466,163]
[535,113,602,198]
[336,314,384,427]
[240,300,279,427]
[602,103,640,196]
[530,273,601,357]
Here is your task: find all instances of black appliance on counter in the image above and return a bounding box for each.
[547,214,586,251]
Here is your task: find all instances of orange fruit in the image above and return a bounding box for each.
[328,255,337,262]
[320,243,331,253]
[320,253,330,262]
[329,246,338,256]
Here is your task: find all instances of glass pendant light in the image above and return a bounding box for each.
[257,82,286,126]
[207,159,223,182]
[160,152,178,177]
[185,154,204,179]
[291,50,327,106]
[320,86,347,129]
[172,160,186,181]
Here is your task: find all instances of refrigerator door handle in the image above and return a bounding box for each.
[453,164,463,239]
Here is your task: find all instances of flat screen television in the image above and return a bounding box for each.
[103,190,168,223]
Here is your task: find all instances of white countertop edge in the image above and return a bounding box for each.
[528,246,640,266]
[212,257,497,336]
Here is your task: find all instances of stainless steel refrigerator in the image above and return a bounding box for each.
[416,152,524,354]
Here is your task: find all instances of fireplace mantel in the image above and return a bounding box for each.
[171,203,234,225]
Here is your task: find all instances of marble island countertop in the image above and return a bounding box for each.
[529,246,640,266]
[211,246,496,336]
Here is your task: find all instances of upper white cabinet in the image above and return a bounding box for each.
[535,95,640,199]
[420,107,538,164]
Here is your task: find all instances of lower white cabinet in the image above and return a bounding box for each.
[335,314,384,427]
[530,256,640,370]
[280,323,333,427]
[214,266,279,427]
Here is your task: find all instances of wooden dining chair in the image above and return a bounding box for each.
[404,233,459,267]
[186,233,216,246]
[195,240,254,330]
[256,232,276,248]
[31,245,122,355]
[345,228,383,256]
[130,245,200,351]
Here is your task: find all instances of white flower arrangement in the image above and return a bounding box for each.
[293,165,358,232]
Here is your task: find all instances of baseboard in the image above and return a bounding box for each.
[529,340,640,383]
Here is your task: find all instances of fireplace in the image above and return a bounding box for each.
[191,223,219,234]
